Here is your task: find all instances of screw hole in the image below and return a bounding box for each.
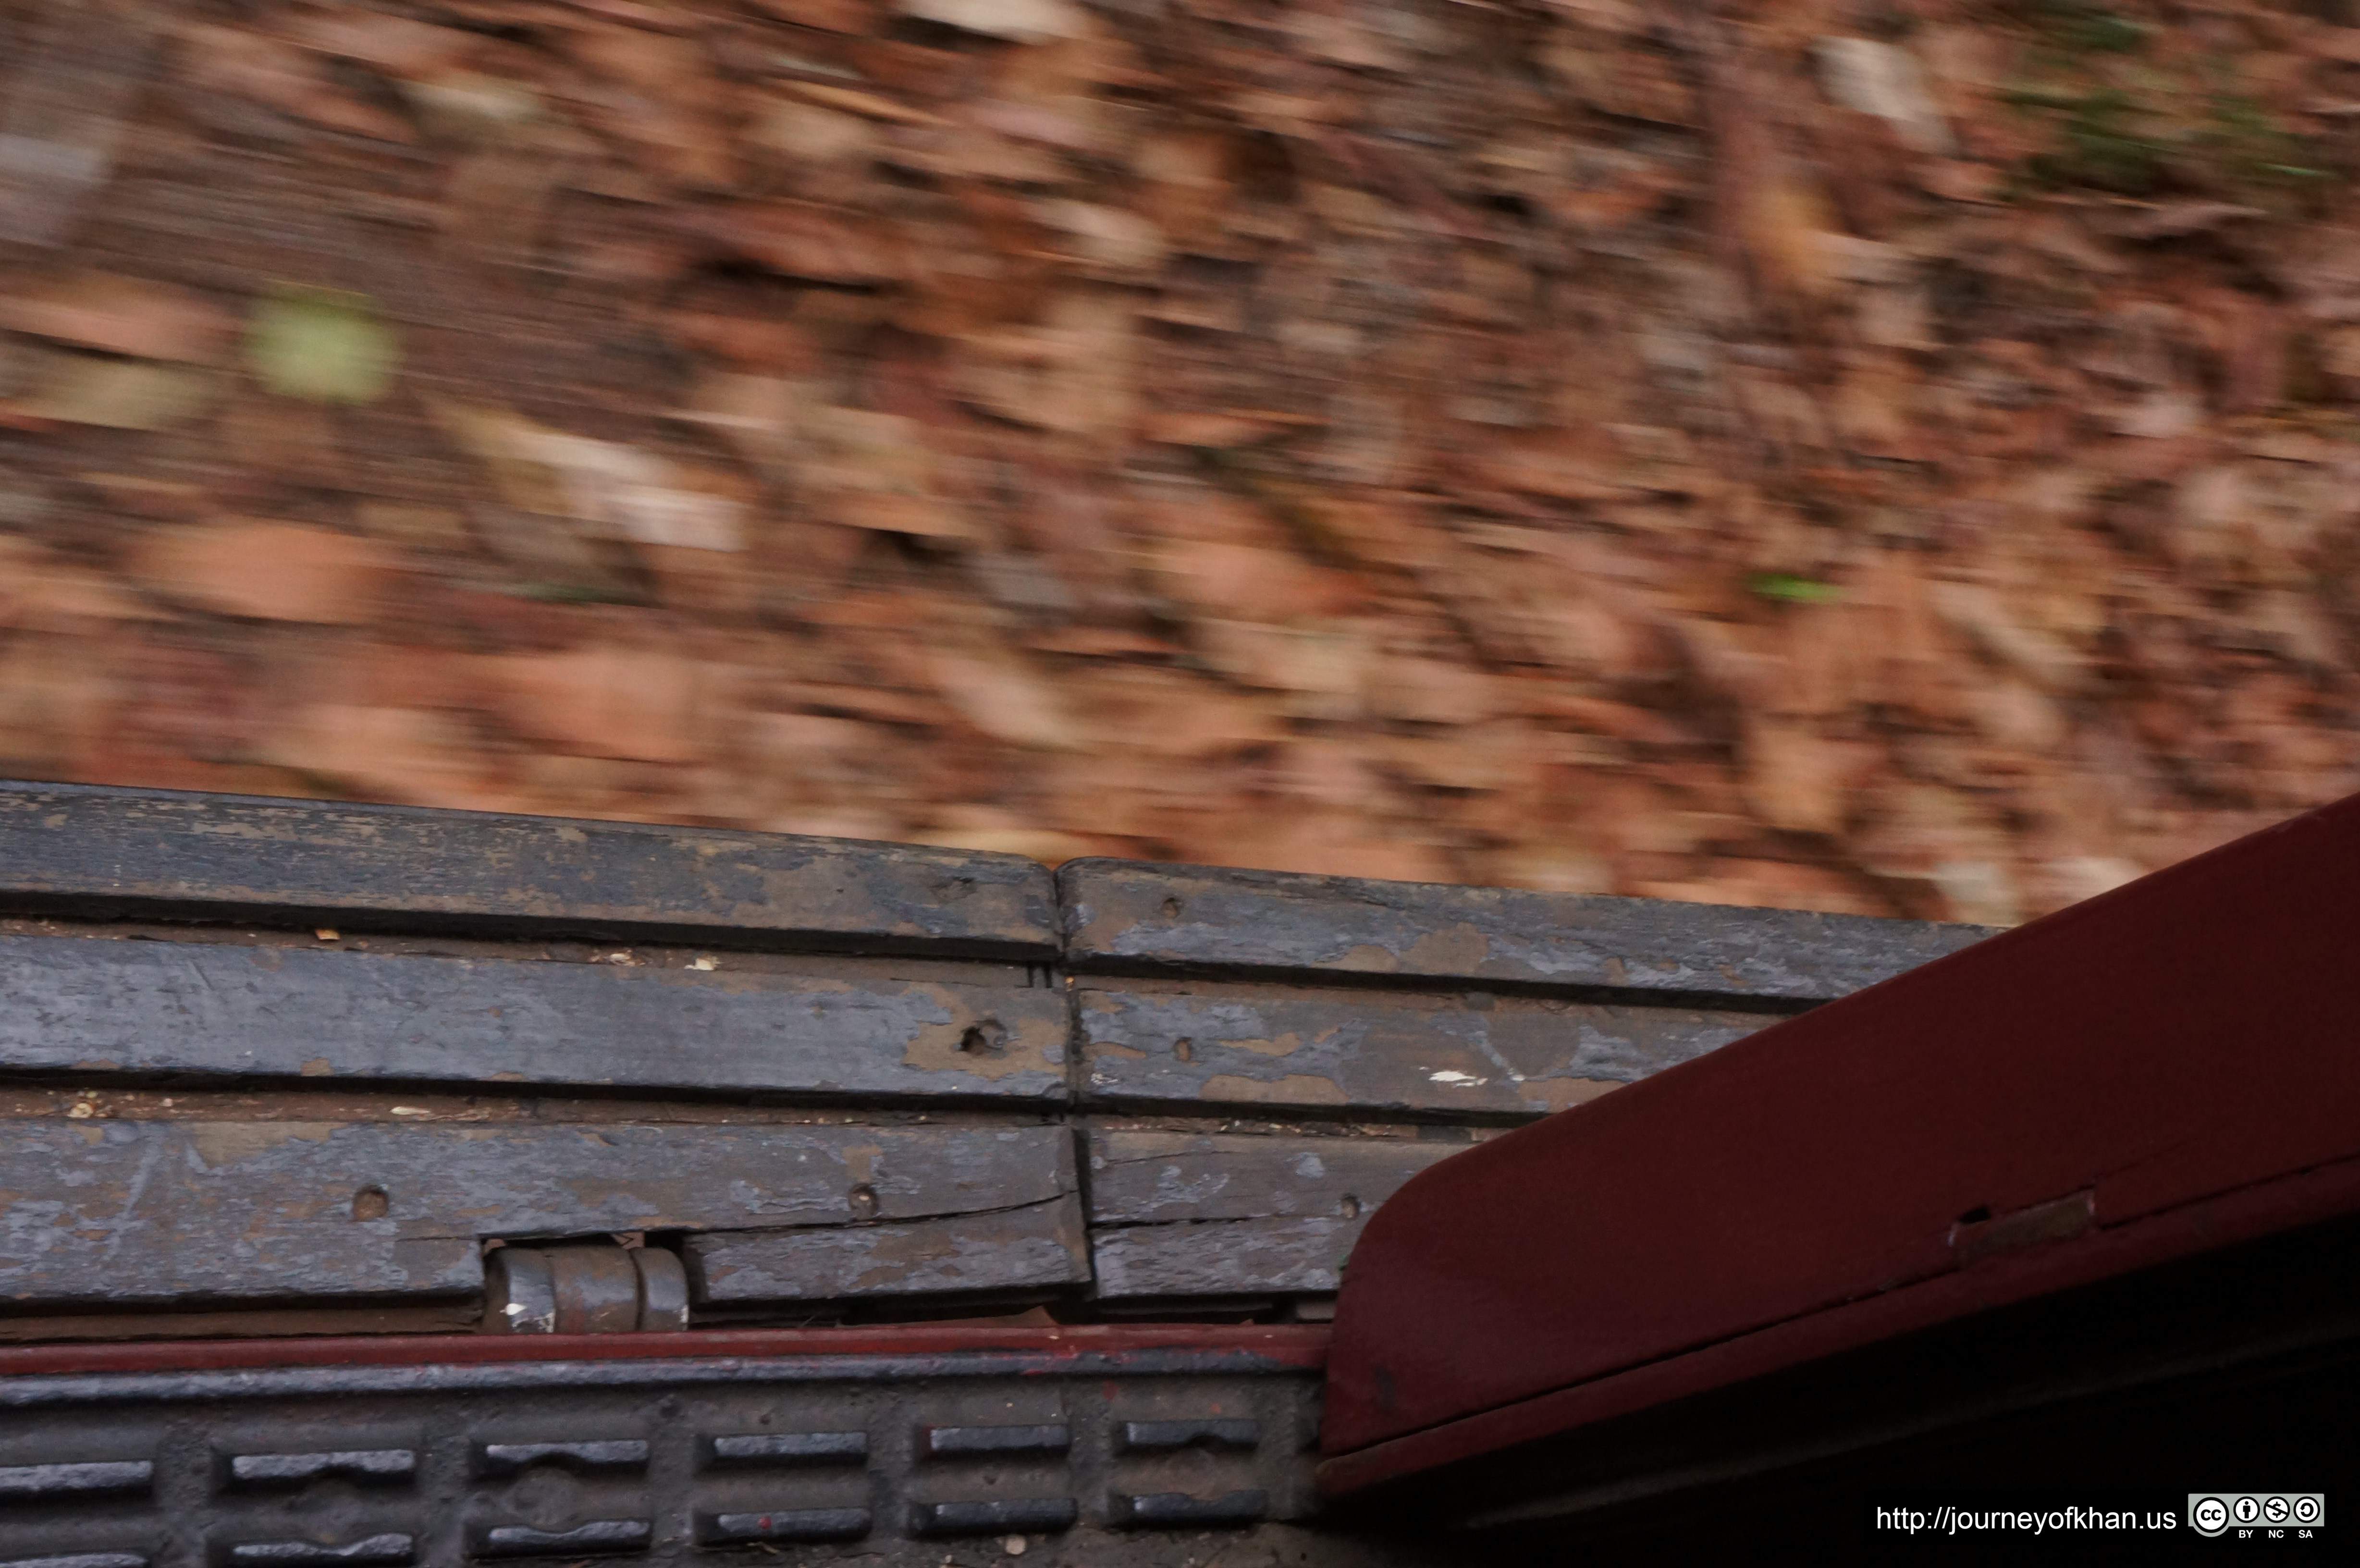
[1339,1194,1362,1220]
[1161,896,1183,918]
[1173,1036,1193,1063]
[352,1186,390,1221]
[848,1183,880,1221]
[959,1020,1008,1057]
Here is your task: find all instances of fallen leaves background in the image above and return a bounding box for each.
[6,0,2360,925]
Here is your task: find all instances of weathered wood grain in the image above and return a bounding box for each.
[1078,986,1761,1115]
[0,782,1058,955]
[1060,860,1993,1001]
[1085,1132,1453,1298]
[0,935,1067,1101]
[1091,1216,1366,1298]
[686,1198,1089,1302]
[1086,1131,1459,1225]
[0,1119,1073,1305]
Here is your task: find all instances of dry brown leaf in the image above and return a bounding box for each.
[684,203,905,283]
[672,369,811,479]
[1148,538,1355,625]
[285,9,481,78]
[1812,37,1952,155]
[1029,199,1166,275]
[1287,11,1410,73]
[1929,579,2081,693]
[779,81,944,126]
[176,22,416,142]
[1483,444,1627,502]
[929,641,1083,749]
[263,702,498,807]
[800,406,977,541]
[1739,170,1844,301]
[1197,620,1372,718]
[1744,716,1850,836]
[7,354,219,430]
[1066,666,1284,759]
[748,0,873,31]
[0,272,236,363]
[479,645,713,763]
[557,23,737,188]
[1371,653,1498,725]
[909,825,1100,864]
[954,290,1136,441]
[1137,411,1291,448]
[1542,32,1697,126]
[430,398,747,552]
[130,521,396,623]
[898,0,1091,44]
[0,538,149,627]
[397,69,546,146]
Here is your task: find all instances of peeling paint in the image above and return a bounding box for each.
[1221,1033,1304,1059]
[1403,923,1491,974]
[184,1122,338,1168]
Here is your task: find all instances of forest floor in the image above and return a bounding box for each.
[6,0,2360,924]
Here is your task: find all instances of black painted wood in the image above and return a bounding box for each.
[1085,1131,1458,1299]
[1060,860,1993,1001]
[0,779,2003,1330]
[1092,1216,1364,1299]
[685,1198,1090,1302]
[1078,986,1760,1116]
[0,935,1069,1101]
[0,782,1059,956]
[1086,1132,1459,1225]
[0,1120,1074,1305]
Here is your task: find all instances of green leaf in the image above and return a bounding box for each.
[246,285,398,405]
[1748,573,1844,604]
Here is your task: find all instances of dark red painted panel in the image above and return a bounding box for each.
[1320,794,2360,1475]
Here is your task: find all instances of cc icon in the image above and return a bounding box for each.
[2191,1496,2229,1536]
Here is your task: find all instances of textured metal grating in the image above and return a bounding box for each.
[0,1345,1320,1566]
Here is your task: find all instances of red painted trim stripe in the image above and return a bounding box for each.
[0,1323,1330,1379]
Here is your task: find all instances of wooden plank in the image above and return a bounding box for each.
[1086,1131,1458,1225]
[0,935,1068,1101]
[1085,1131,1456,1299]
[0,782,1057,956]
[0,1119,1073,1305]
[1060,860,1992,1001]
[686,1197,1089,1302]
[1078,986,1761,1115]
[1092,1216,1364,1299]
